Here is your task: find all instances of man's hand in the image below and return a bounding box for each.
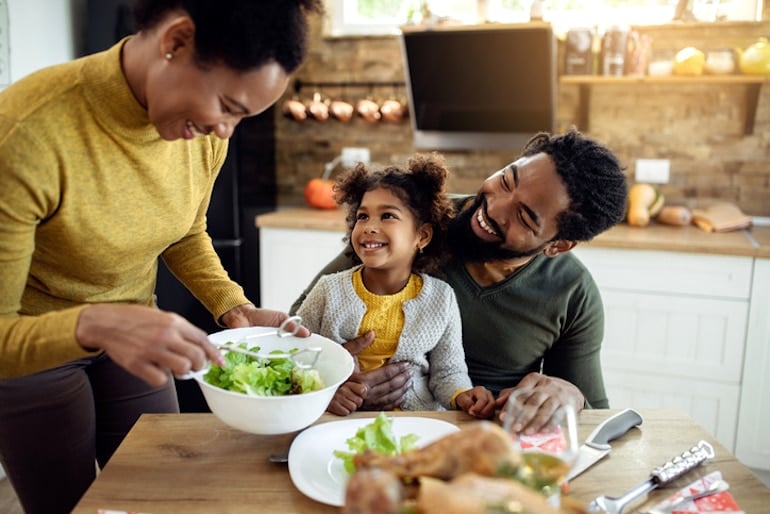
[326,331,411,416]
[220,304,310,337]
[455,386,495,419]
[494,372,585,434]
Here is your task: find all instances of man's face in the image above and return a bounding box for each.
[448,153,570,263]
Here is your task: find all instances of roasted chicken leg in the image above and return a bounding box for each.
[353,421,520,481]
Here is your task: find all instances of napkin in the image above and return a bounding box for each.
[649,471,743,513]
[519,426,566,453]
[691,203,752,233]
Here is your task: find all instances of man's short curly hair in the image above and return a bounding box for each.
[334,153,454,274]
[521,128,628,242]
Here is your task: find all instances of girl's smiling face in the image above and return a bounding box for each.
[352,187,432,274]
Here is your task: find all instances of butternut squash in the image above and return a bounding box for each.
[627,183,664,227]
[655,205,692,227]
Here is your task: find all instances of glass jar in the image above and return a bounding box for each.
[704,49,736,75]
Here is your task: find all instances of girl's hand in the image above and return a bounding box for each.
[326,331,411,415]
[456,386,496,419]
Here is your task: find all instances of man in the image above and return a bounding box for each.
[291,129,627,433]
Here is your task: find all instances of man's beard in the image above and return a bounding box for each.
[447,196,548,263]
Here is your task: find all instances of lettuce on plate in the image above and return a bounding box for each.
[203,344,324,396]
[334,412,420,474]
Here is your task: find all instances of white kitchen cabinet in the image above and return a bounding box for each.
[573,247,753,452]
[259,227,346,312]
[735,258,770,471]
[257,224,764,460]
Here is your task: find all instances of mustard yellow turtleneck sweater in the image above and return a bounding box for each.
[0,39,250,378]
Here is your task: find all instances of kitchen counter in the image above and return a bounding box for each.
[750,225,770,258]
[255,207,770,258]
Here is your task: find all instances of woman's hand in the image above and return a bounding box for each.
[219,303,310,337]
[495,372,585,434]
[76,304,225,387]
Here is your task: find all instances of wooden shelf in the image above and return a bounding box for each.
[560,75,770,85]
[559,75,769,135]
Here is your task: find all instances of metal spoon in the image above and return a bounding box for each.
[644,479,729,514]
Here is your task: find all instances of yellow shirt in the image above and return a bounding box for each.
[352,269,422,372]
[0,39,248,377]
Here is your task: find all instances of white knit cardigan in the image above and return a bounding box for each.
[296,267,471,410]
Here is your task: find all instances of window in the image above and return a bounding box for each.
[325,0,763,36]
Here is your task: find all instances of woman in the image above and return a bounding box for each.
[0,1,322,512]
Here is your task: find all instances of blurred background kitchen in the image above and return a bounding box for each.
[0,1,769,511]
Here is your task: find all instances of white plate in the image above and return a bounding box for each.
[288,416,459,506]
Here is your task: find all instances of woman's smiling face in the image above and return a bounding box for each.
[133,14,289,141]
[145,56,288,141]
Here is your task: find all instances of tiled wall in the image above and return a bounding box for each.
[274,18,770,216]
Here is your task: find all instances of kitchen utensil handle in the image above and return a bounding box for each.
[587,441,715,513]
[585,408,644,450]
[651,440,715,485]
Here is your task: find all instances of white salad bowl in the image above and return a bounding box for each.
[188,326,354,435]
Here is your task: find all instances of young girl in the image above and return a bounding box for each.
[297,154,494,417]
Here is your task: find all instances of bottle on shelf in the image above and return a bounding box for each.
[529,0,545,21]
[564,28,595,75]
[602,25,629,76]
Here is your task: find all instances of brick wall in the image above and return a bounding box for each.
[275,18,770,216]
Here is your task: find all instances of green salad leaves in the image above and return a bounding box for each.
[203,344,324,396]
[334,412,420,474]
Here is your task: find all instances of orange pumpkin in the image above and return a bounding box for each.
[304,178,337,209]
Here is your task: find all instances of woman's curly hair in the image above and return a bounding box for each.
[132,0,323,73]
[334,153,454,274]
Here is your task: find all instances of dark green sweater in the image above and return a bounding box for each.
[291,199,609,408]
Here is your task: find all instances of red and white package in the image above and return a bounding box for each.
[650,471,743,514]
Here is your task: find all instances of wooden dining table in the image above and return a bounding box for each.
[72,408,770,514]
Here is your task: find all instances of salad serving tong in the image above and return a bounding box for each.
[214,316,322,370]
[177,316,322,380]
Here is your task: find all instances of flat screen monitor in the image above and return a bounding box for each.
[400,23,556,151]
